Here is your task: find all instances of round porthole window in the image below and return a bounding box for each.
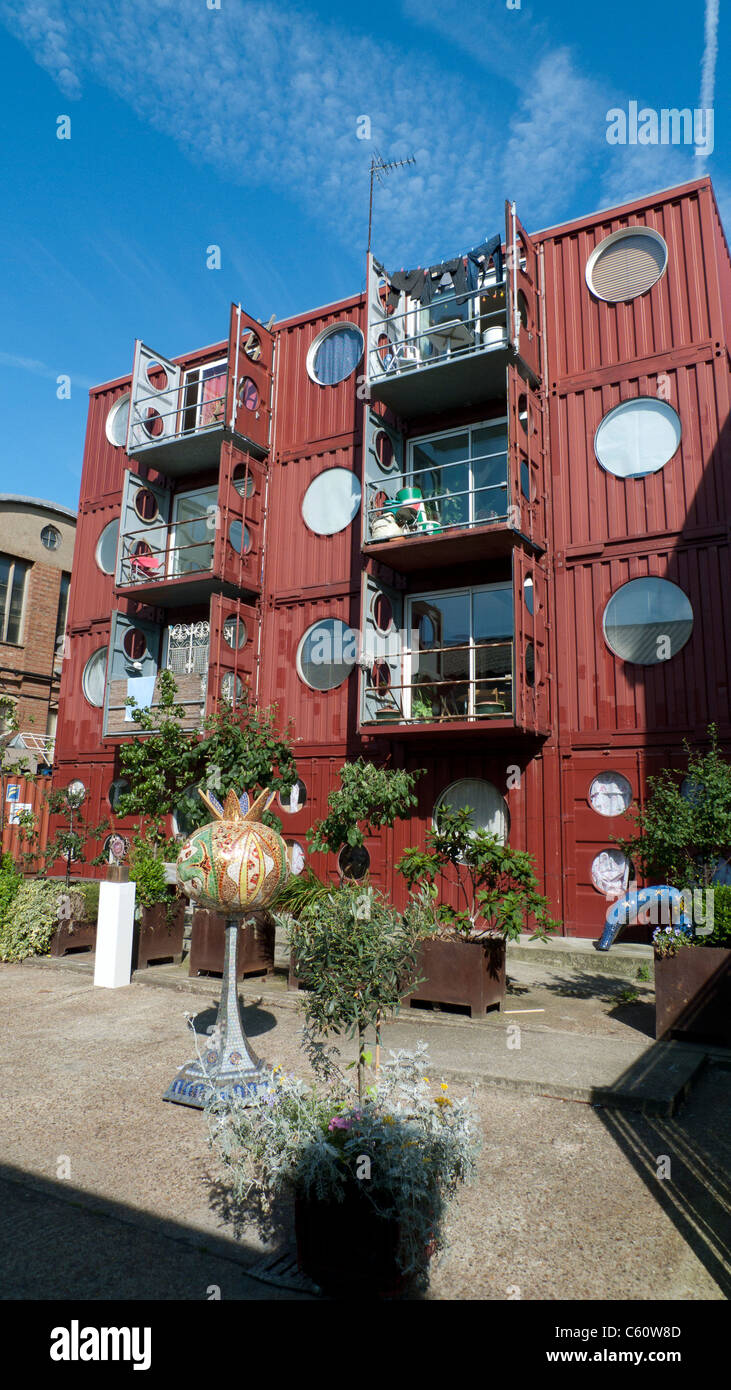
[595,398,681,479]
[222,672,244,704]
[434,778,509,844]
[82,647,107,708]
[524,576,534,615]
[307,323,364,386]
[591,849,631,897]
[41,525,61,551]
[520,460,533,501]
[238,377,259,411]
[96,520,119,575]
[374,429,397,473]
[103,832,129,862]
[123,628,147,661]
[603,577,693,665]
[371,591,394,633]
[296,618,357,691]
[286,841,306,875]
[134,488,159,523]
[588,773,632,817]
[302,468,362,536]
[279,779,307,813]
[338,844,370,880]
[229,520,252,554]
[105,393,130,448]
[232,464,255,499]
[172,783,202,838]
[108,778,130,811]
[240,329,261,361]
[586,227,668,303]
[525,642,535,686]
[223,614,247,649]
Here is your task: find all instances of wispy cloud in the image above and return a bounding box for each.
[0,0,720,269]
[697,0,719,170]
[0,350,94,390]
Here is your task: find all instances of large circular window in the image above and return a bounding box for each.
[595,398,681,479]
[296,618,356,691]
[96,520,119,575]
[279,779,307,813]
[41,525,61,551]
[586,227,668,302]
[302,468,362,536]
[603,577,693,665]
[588,773,632,817]
[591,849,631,897]
[82,647,108,707]
[307,324,364,386]
[108,778,130,811]
[434,778,509,844]
[106,393,130,448]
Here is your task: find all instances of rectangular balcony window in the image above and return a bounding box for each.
[367,418,508,542]
[364,582,514,724]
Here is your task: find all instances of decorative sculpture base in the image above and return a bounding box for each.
[163,918,270,1109]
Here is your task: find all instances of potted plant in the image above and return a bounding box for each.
[128,832,186,969]
[397,805,558,1016]
[307,758,424,880]
[0,873,99,961]
[209,1037,478,1298]
[616,726,731,1043]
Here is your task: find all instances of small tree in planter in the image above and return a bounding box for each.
[615,727,731,1043]
[307,759,424,872]
[288,879,436,1100]
[397,805,559,1015]
[128,830,186,968]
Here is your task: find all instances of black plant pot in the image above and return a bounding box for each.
[294,1184,410,1298]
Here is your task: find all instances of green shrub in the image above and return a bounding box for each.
[0,853,22,936]
[0,880,67,962]
[709,884,731,947]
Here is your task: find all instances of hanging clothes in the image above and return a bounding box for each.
[466,233,504,291]
[387,267,425,311]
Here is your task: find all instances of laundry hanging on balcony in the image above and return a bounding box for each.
[384,235,502,312]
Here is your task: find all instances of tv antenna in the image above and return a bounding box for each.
[368,148,417,253]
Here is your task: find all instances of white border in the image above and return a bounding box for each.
[585,226,668,303]
[306,322,364,386]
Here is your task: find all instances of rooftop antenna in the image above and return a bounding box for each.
[368,148,417,254]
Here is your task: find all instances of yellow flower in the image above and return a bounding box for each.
[422,1077,430,1084]
[440,1082,449,1092]
[435,1095,452,1108]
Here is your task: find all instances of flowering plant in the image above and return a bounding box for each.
[652,924,697,958]
[208,1041,479,1278]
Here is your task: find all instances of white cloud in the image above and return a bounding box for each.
[0,351,95,389]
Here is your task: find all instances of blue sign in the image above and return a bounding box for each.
[6,785,20,803]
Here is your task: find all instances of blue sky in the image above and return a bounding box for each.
[0,0,727,512]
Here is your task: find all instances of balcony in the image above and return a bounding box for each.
[366,254,509,416]
[126,307,272,474]
[116,509,218,607]
[363,638,514,732]
[364,418,518,570]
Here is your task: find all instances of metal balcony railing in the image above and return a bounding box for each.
[117,516,214,588]
[366,440,509,543]
[367,278,507,384]
[363,639,513,724]
[130,378,228,451]
[9,733,55,765]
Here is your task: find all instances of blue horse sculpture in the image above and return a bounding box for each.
[596,885,694,952]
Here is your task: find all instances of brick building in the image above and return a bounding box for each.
[53,175,730,935]
[0,496,76,770]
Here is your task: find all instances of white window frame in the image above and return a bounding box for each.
[0,553,29,644]
[404,580,513,720]
[168,486,218,578]
[182,356,228,432]
[406,417,509,530]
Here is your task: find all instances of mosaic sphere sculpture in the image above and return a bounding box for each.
[176,786,291,913]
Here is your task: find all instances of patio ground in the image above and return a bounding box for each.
[1,954,729,1300]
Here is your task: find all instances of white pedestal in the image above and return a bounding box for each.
[94,880,136,989]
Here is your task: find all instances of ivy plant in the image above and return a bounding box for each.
[616,725,731,890]
[397,804,559,942]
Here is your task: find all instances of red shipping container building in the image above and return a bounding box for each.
[53,177,731,937]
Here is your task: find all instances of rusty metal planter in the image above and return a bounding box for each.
[135,901,186,969]
[188,908,274,980]
[294,1187,411,1298]
[654,947,731,1044]
[49,920,96,957]
[407,936,506,1018]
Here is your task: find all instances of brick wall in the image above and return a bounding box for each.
[0,562,64,733]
